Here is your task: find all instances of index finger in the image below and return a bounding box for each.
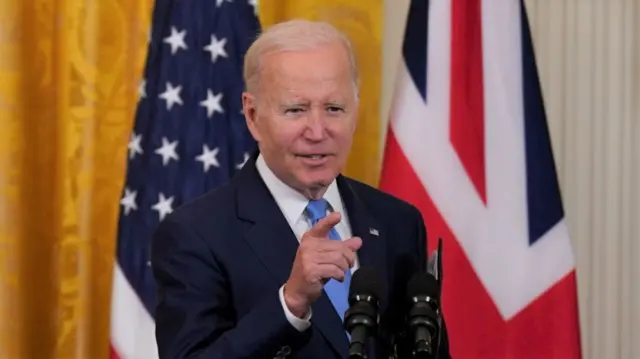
[306,211,341,238]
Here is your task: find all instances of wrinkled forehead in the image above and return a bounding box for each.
[259,46,356,103]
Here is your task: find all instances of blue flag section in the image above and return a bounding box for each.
[110,2,260,358]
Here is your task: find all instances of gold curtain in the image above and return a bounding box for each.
[0,1,382,358]
[259,0,383,187]
[0,0,153,358]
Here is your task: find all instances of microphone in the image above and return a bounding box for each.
[405,237,444,359]
[405,272,441,359]
[344,266,382,359]
[392,239,445,359]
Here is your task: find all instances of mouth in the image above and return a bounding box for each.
[296,154,329,160]
[295,153,332,165]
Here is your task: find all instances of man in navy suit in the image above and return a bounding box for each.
[152,19,451,359]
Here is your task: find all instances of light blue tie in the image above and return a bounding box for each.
[305,199,351,324]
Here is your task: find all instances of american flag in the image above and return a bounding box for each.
[380,0,582,358]
[109,1,260,358]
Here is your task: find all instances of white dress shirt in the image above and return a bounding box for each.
[255,154,359,332]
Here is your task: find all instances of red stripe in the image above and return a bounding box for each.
[449,0,486,204]
[380,129,582,358]
[110,344,121,359]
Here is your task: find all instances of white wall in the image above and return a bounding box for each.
[380,1,640,359]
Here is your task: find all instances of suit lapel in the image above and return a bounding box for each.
[236,156,387,357]
[337,176,389,308]
[236,152,300,292]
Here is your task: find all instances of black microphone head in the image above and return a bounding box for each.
[345,267,382,353]
[406,272,439,300]
[349,267,382,303]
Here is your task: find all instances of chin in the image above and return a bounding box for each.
[297,170,337,189]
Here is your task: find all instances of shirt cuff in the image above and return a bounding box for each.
[278,285,312,331]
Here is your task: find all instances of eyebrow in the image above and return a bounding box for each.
[281,99,347,106]
[278,102,308,112]
[281,101,309,107]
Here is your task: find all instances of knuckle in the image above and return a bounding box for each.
[300,238,313,248]
[300,260,313,275]
[330,242,342,251]
[342,256,350,267]
[339,257,349,269]
[303,268,315,282]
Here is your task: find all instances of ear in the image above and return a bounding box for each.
[350,102,359,134]
[242,92,262,142]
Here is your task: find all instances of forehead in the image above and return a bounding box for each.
[259,43,354,100]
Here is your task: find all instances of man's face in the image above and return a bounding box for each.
[243,41,358,197]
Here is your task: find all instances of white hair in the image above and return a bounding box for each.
[243,19,359,98]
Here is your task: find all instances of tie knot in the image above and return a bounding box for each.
[305,199,329,222]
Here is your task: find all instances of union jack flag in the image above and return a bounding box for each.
[109,1,260,358]
[380,0,583,357]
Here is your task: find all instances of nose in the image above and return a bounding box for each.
[303,110,327,141]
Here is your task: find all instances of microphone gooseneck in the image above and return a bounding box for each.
[344,267,382,359]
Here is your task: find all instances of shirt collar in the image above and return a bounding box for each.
[255,153,344,226]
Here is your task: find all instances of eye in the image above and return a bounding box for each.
[285,107,305,114]
[326,106,344,113]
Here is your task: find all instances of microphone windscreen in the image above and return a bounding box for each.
[349,267,382,300]
[406,272,439,299]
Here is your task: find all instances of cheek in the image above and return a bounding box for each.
[333,125,355,150]
[270,124,304,152]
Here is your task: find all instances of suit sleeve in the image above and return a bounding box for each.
[412,207,453,359]
[151,217,312,359]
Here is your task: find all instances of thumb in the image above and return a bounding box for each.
[344,237,362,251]
[306,212,341,238]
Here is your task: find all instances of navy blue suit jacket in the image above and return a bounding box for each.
[152,152,451,358]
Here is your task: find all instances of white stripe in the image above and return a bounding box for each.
[481,0,575,315]
[110,263,159,359]
[389,0,575,319]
